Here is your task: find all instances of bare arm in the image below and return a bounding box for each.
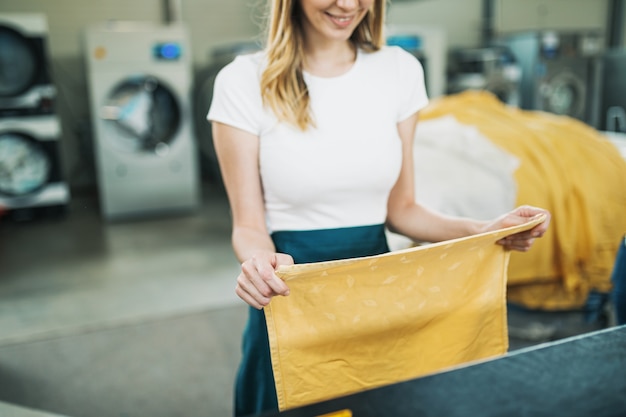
[386,113,550,249]
[212,122,292,308]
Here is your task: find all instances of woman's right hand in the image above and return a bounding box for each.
[236,251,294,309]
[211,122,293,309]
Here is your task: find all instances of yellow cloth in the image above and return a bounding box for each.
[420,91,626,309]
[265,215,546,410]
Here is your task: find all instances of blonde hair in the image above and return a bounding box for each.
[260,0,386,130]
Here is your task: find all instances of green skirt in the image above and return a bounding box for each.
[234,224,390,416]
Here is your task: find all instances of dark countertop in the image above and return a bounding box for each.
[260,325,626,417]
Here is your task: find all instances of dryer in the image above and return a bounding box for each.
[499,30,604,125]
[0,13,56,116]
[84,21,200,220]
[0,115,69,213]
[600,49,626,133]
[447,46,522,107]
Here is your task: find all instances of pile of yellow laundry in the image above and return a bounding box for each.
[421,91,626,310]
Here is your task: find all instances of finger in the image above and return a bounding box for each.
[276,253,295,266]
[242,253,291,296]
[503,230,534,242]
[271,253,294,295]
[264,272,290,296]
[530,220,550,236]
[236,273,274,307]
[520,207,551,227]
[529,228,545,238]
[235,283,265,310]
[240,262,277,300]
[498,241,530,251]
[510,233,535,244]
[501,238,535,251]
[516,205,546,218]
[256,259,290,296]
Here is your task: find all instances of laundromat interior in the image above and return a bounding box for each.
[1,0,626,416]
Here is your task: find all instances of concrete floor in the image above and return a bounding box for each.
[0,184,610,417]
[0,185,243,345]
[0,185,248,417]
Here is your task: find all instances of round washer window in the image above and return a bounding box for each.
[0,26,38,97]
[541,71,586,119]
[0,132,51,196]
[101,75,181,154]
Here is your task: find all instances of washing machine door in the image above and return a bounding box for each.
[0,25,39,98]
[101,75,181,155]
[539,70,587,119]
[0,132,51,196]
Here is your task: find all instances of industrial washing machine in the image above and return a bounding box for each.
[0,12,68,220]
[600,49,626,133]
[499,30,604,125]
[0,115,69,214]
[84,21,200,220]
[446,46,522,107]
[0,13,57,116]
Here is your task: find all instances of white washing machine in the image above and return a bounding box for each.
[0,13,57,116]
[385,25,447,98]
[84,21,200,220]
[0,115,69,211]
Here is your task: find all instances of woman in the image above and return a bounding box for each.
[208,0,551,415]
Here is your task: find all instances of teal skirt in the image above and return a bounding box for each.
[234,224,390,416]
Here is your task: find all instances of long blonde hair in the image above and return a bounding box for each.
[261,0,386,130]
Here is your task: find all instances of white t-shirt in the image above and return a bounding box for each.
[208,46,428,233]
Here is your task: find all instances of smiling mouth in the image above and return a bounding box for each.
[326,13,356,26]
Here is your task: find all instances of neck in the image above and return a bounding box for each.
[302,40,357,77]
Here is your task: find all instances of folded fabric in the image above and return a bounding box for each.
[265,215,546,410]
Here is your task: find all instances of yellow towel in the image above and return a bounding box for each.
[265,215,546,410]
[421,91,626,309]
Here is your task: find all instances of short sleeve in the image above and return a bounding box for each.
[207,53,264,136]
[394,47,429,122]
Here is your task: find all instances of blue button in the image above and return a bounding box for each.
[386,35,422,50]
[154,43,181,60]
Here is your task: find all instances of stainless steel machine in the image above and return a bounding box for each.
[0,115,69,216]
[447,46,522,106]
[0,13,57,117]
[600,49,626,133]
[0,13,68,219]
[498,30,605,126]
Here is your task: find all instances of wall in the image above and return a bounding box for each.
[494,0,609,34]
[387,0,484,47]
[387,0,612,47]
[0,0,617,189]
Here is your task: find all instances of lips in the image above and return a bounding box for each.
[326,12,356,28]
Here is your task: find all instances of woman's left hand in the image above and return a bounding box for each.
[485,205,551,252]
